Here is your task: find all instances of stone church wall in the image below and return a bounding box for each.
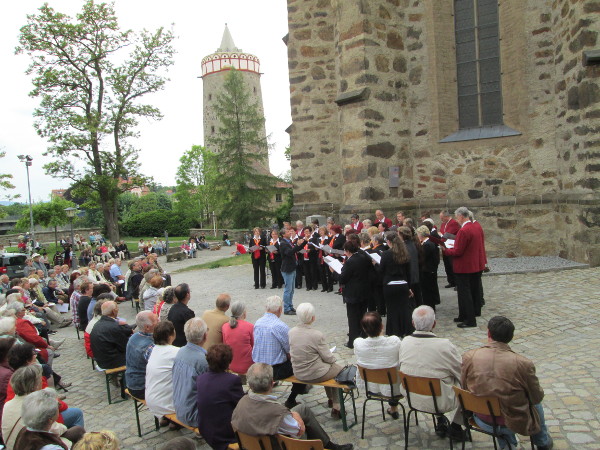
[286,0,600,265]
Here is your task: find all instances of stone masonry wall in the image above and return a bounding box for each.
[286,0,600,265]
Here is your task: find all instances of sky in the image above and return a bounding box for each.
[0,0,291,202]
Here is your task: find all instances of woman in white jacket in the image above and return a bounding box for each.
[142,275,164,311]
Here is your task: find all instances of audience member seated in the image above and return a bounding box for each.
[3,366,85,448]
[156,287,176,322]
[252,296,306,409]
[167,283,195,347]
[222,301,254,377]
[86,284,113,322]
[125,311,158,400]
[7,303,59,366]
[462,316,553,450]
[7,343,80,426]
[201,293,231,349]
[0,336,15,442]
[231,363,353,450]
[399,306,464,439]
[354,311,402,418]
[196,344,244,450]
[143,275,164,312]
[84,298,110,360]
[145,320,180,429]
[75,281,93,332]
[72,429,120,450]
[289,303,343,418]
[89,301,133,370]
[14,388,85,449]
[172,318,209,428]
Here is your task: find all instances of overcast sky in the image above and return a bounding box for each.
[0,0,291,202]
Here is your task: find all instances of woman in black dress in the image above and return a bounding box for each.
[378,232,414,338]
[416,225,441,310]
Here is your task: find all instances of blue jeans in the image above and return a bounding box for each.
[62,407,85,428]
[474,403,550,449]
[281,270,296,312]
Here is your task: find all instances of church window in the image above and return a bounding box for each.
[454,0,502,128]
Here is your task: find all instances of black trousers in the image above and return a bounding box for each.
[268,257,283,288]
[252,257,266,288]
[295,259,304,288]
[455,272,481,325]
[345,301,367,348]
[273,360,305,397]
[319,262,333,291]
[442,254,456,286]
[421,270,441,310]
[303,259,319,290]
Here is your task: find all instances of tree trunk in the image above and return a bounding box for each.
[54,226,58,249]
[99,187,120,244]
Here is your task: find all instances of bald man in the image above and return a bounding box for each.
[201,294,231,349]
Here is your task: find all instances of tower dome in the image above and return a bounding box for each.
[201,24,261,77]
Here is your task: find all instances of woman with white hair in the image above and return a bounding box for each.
[288,303,343,418]
[222,301,254,376]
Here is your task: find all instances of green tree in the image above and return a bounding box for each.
[175,145,218,227]
[16,1,175,243]
[15,197,75,247]
[209,69,276,228]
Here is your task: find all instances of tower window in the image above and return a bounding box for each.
[211,126,215,134]
[208,94,212,101]
[275,193,283,203]
[454,0,503,128]
[253,87,257,93]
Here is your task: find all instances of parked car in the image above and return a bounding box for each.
[0,253,28,279]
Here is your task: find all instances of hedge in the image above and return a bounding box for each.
[121,210,195,237]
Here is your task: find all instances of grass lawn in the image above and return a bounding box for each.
[173,253,251,273]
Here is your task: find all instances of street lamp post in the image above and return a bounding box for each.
[17,155,35,253]
[64,207,78,269]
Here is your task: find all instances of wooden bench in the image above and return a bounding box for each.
[125,389,160,437]
[94,365,127,404]
[281,376,358,432]
[164,413,201,436]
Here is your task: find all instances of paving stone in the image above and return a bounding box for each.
[47,254,600,449]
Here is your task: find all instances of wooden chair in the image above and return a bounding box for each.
[234,430,273,450]
[399,371,453,450]
[452,387,534,450]
[124,388,159,437]
[357,366,406,439]
[277,434,324,450]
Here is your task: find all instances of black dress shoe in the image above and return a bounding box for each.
[284,310,297,315]
[457,322,477,328]
[344,343,354,349]
[270,286,277,289]
[254,286,259,289]
[434,415,449,437]
[321,289,327,292]
[327,288,333,292]
[444,284,455,288]
[453,317,463,323]
[284,399,299,409]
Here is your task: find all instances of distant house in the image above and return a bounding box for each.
[51,189,67,199]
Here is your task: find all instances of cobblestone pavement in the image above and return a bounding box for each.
[50,252,600,449]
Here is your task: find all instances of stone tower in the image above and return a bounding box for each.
[201,24,268,160]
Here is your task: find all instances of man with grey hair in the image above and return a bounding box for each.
[172,317,209,427]
[442,206,486,328]
[125,311,159,400]
[399,306,464,440]
[252,296,306,409]
[232,363,353,450]
[90,301,133,371]
[14,388,85,448]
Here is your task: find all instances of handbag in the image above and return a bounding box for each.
[335,364,357,386]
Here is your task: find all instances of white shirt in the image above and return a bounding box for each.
[145,344,180,417]
[354,335,401,396]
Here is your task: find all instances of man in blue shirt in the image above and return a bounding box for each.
[125,311,158,400]
[252,296,307,409]
[109,258,125,296]
[172,317,209,427]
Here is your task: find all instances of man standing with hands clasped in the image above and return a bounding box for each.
[278,227,305,315]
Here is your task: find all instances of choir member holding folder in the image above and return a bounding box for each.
[301,226,319,291]
[377,231,414,338]
[367,234,387,316]
[250,227,267,289]
[267,229,283,289]
[316,226,333,292]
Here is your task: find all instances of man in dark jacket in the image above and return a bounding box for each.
[278,228,305,315]
[90,301,133,369]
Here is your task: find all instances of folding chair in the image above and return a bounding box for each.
[277,434,324,450]
[357,365,406,439]
[234,430,273,450]
[453,387,534,450]
[399,371,453,449]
